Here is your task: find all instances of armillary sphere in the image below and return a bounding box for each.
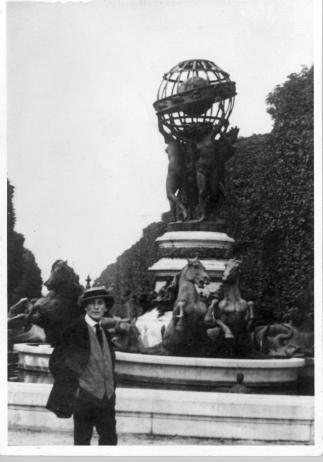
[153,59,236,141]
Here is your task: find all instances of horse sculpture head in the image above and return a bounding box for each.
[44,259,83,295]
[29,260,83,345]
[182,257,210,288]
[222,259,242,284]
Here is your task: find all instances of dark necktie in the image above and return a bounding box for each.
[95,323,103,349]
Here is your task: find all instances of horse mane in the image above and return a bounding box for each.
[69,271,83,297]
[51,259,64,269]
[172,272,180,290]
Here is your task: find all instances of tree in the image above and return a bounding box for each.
[7,180,43,305]
[7,180,25,305]
[13,248,43,301]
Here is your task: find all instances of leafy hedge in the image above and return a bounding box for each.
[225,66,313,321]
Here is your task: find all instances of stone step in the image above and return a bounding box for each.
[8,382,314,444]
[148,257,228,278]
[156,231,234,249]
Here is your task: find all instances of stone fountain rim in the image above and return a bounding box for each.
[116,351,305,368]
[13,343,305,369]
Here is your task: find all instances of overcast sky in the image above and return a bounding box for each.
[7,0,313,287]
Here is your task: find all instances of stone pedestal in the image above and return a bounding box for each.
[148,221,234,292]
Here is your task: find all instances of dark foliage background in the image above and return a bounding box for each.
[97,67,314,319]
[225,66,313,322]
[7,180,43,306]
[97,221,167,315]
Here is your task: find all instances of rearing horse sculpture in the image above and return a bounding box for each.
[29,260,84,346]
[204,259,254,355]
[162,257,210,355]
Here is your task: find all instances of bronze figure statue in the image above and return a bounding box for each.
[29,260,84,345]
[254,305,314,357]
[158,117,239,223]
[158,118,188,221]
[193,125,239,222]
[7,260,84,346]
[154,59,238,222]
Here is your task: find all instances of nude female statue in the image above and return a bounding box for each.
[193,124,239,222]
[158,118,188,221]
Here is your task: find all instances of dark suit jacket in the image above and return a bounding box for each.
[46,316,116,418]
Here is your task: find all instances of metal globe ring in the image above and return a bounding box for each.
[153,59,236,141]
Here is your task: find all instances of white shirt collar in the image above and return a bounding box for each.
[85,313,101,328]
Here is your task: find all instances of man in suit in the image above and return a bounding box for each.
[46,286,117,445]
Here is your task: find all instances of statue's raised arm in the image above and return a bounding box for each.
[220,126,240,162]
[158,117,173,144]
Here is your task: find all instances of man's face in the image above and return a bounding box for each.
[85,298,107,321]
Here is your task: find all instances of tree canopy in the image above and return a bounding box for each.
[7,180,43,306]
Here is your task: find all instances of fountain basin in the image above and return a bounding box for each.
[13,343,306,389]
[114,352,305,388]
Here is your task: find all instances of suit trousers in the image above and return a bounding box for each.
[73,388,117,445]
